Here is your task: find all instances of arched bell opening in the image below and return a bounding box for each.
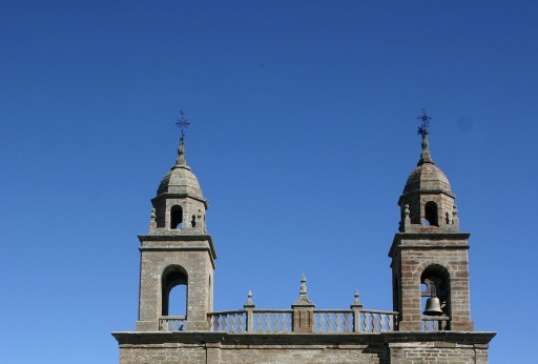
[424,201,439,226]
[420,264,450,319]
[162,265,188,317]
[170,205,183,229]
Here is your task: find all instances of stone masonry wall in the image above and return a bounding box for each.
[389,342,490,364]
[113,332,495,364]
[118,343,389,364]
[117,340,490,364]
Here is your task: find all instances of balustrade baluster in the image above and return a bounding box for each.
[237,313,244,333]
[265,313,271,333]
[336,313,343,332]
[256,312,262,333]
[364,313,371,332]
[318,313,325,332]
[328,313,334,332]
[217,314,223,331]
[343,313,350,332]
[230,314,236,333]
[224,314,230,332]
[373,314,379,332]
[213,315,219,331]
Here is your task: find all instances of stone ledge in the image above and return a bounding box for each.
[111,331,496,347]
[138,234,217,260]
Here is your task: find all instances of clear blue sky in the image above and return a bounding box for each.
[2,1,537,363]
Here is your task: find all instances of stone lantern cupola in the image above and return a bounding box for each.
[151,137,208,234]
[398,122,459,233]
[389,112,473,332]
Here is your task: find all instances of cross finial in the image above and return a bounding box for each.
[176,110,190,142]
[417,108,432,136]
[174,111,191,167]
[416,109,434,165]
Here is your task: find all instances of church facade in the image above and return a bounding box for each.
[112,119,495,364]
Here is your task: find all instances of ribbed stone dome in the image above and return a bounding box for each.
[157,164,204,199]
[155,137,205,199]
[403,161,452,194]
[402,128,453,195]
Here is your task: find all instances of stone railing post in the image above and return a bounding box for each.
[291,274,315,333]
[243,290,255,332]
[351,290,363,332]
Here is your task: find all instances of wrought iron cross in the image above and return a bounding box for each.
[175,110,190,141]
[417,109,432,136]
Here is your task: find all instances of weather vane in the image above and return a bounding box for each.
[175,110,190,141]
[417,109,432,136]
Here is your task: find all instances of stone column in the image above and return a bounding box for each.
[243,290,255,332]
[350,290,363,332]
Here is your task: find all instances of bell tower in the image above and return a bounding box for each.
[389,111,473,331]
[136,126,216,332]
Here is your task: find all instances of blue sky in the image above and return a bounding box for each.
[2,1,537,363]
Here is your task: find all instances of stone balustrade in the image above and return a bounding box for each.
[421,316,450,331]
[356,309,398,333]
[202,308,398,334]
[156,278,452,334]
[159,316,186,331]
[158,310,451,333]
[313,310,353,333]
[209,309,293,333]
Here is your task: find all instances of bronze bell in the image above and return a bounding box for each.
[423,297,443,316]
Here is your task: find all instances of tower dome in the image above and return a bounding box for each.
[403,157,452,196]
[156,138,206,201]
[157,161,204,199]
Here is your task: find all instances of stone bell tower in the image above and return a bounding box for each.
[389,112,473,331]
[136,132,216,332]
